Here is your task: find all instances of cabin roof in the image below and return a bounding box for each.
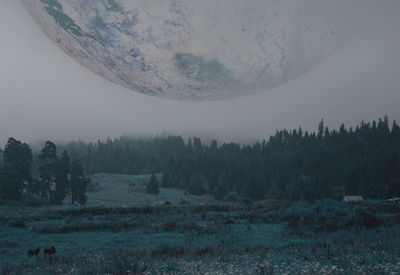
[343,196,364,201]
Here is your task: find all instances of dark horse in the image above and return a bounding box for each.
[43,246,56,256]
[27,247,40,257]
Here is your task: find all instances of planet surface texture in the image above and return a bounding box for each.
[21,0,355,100]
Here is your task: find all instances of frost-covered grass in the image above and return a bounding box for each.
[1,187,400,274]
[2,225,400,274]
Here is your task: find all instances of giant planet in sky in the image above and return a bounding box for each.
[21,0,360,100]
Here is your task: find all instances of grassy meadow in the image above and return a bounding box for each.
[1,174,400,274]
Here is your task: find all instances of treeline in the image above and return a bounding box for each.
[58,116,400,202]
[1,116,399,204]
[0,139,89,205]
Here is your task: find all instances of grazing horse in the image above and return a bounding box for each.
[27,247,40,257]
[44,246,56,256]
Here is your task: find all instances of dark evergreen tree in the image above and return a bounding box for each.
[387,178,400,198]
[177,173,186,189]
[0,163,24,200]
[243,172,266,201]
[26,178,40,197]
[161,172,172,188]
[318,119,324,139]
[0,149,3,167]
[70,158,89,205]
[213,175,228,200]
[3,137,32,185]
[188,172,206,195]
[54,151,70,205]
[147,173,159,194]
[38,141,58,202]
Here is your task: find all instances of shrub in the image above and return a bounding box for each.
[9,219,27,228]
[1,241,19,248]
[313,199,344,216]
[151,243,174,258]
[284,201,313,220]
[163,221,178,231]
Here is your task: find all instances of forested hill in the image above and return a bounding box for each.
[58,116,400,202]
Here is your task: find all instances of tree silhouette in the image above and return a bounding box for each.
[3,137,32,185]
[147,173,159,194]
[38,141,58,202]
[70,158,89,205]
[161,172,172,188]
[54,150,70,205]
[0,163,24,200]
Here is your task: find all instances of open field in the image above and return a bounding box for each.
[1,174,400,274]
[86,173,217,207]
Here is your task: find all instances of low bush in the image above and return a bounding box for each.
[150,243,175,258]
[283,200,400,236]
[9,219,27,228]
[1,240,19,248]
[163,221,178,231]
[33,220,140,234]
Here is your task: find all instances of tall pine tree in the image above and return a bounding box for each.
[3,137,32,187]
[38,141,58,202]
[70,158,89,205]
[54,150,70,205]
[147,173,160,194]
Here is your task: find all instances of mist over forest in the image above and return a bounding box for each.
[1,116,399,204]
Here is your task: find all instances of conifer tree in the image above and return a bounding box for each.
[161,172,172,188]
[188,172,206,195]
[54,151,70,205]
[0,163,24,200]
[147,173,159,194]
[70,158,89,205]
[3,137,32,186]
[38,141,58,202]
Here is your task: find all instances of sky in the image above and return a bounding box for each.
[0,0,400,145]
